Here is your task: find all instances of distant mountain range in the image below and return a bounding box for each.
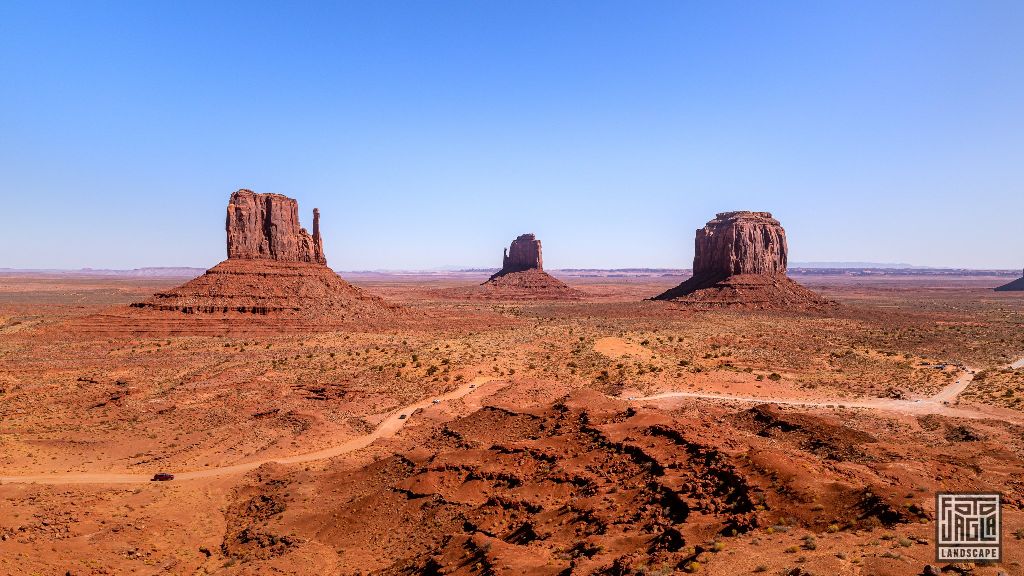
[790,261,920,269]
[0,267,206,277]
[0,263,1019,278]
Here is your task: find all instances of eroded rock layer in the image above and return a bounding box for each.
[693,211,786,276]
[130,260,394,318]
[125,189,398,328]
[477,269,584,300]
[655,211,830,308]
[221,391,938,573]
[226,189,325,265]
[499,233,543,274]
[461,233,584,300]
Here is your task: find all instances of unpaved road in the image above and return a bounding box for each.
[630,358,1024,424]
[3,357,1021,486]
[0,376,500,485]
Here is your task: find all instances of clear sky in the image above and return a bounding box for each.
[1,1,1022,270]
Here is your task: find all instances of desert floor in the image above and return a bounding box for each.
[1,271,1023,575]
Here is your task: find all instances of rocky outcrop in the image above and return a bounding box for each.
[693,212,786,276]
[443,233,583,300]
[654,211,831,309]
[129,189,399,326]
[499,234,543,274]
[226,190,325,265]
[995,270,1024,291]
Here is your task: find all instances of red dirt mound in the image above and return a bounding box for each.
[227,390,947,574]
[439,269,584,300]
[475,269,585,300]
[61,261,403,336]
[130,259,397,318]
[653,273,832,310]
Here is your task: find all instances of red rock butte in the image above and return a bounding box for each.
[995,269,1024,291]
[654,211,831,309]
[498,233,544,274]
[226,189,326,265]
[460,233,583,300]
[124,189,399,328]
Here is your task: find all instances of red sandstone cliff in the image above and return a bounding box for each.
[130,189,400,323]
[654,211,830,308]
[226,190,325,265]
[693,211,787,276]
[465,233,582,300]
[499,234,543,274]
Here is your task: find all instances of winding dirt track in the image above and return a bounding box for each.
[631,359,1024,425]
[2,358,1021,486]
[0,377,501,486]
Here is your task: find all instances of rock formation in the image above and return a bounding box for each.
[654,211,831,308]
[499,234,543,274]
[692,212,787,276]
[444,233,582,300]
[130,189,397,325]
[995,269,1024,292]
[226,190,325,264]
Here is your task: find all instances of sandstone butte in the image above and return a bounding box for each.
[653,211,831,309]
[226,189,326,265]
[995,269,1024,292]
[473,233,583,300]
[129,189,398,322]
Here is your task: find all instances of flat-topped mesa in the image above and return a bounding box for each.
[500,233,543,274]
[693,211,787,277]
[225,189,326,265]
[653,210,830,308]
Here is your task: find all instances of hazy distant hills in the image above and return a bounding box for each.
[0,267,206,277]
[0,263,1018,279]
[790,261,918,269]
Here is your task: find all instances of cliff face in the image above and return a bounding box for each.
[129,189,401,323]
[692,211,787,277]
[654,211,830,309]
[472,233,581,299]
[500,234,543,274]
[225,189,325,265]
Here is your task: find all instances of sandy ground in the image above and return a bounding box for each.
[1,271,1023,575]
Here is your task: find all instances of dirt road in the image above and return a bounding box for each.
[0,376,500,485]
[3,357,1021,486]
[630,358,1024,424]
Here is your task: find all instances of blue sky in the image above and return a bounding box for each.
[1,1,1022,270]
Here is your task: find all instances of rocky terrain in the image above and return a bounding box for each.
[655,212,832,309]
[3,206,1024,576]
[217,391,1023,575]
[449,234,584,300]
[1,270,1024,575]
